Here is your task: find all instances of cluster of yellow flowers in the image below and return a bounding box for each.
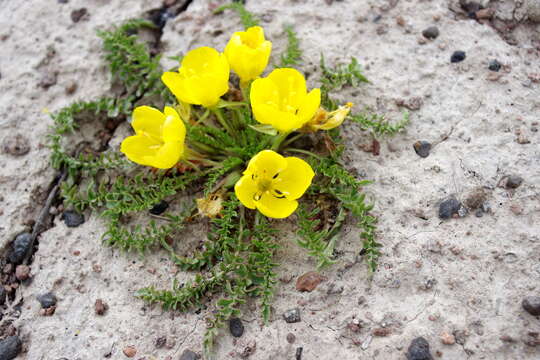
[120,26,352,219]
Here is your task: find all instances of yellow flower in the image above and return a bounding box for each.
[224,26,272,85]
[162,47,229,108]
[120,106,186,169]
[304,102,353,131]
[250,68,321,133]
[234,150,314,219]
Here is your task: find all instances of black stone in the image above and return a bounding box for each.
[149,200,169,215]
[0,287,5,306]
[413,141,431,158]
[62,210,85,227]
[406,337,433,360]
[179,349,201,360]
[295,347,303,360]
[229,317,244,338]
[0,336,22,360]
[283,308,301,323]
[506,175,523,189]
[8,232,32,264]
[422,26,439,39]
[488,60,501,72]
[522,296,540,316]
[460,1,482,18]
[37,292,57,308]
[439,198,462,219]
[70,8,88,23]
[450,51,466,63]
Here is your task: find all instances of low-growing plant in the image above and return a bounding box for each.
[48,2,407,357]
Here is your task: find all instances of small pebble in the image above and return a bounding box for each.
[179,349,201,360]
[123,345,137,358]
[522,296,540,316]
[95,299,108,315]
[295,347,303,360]
[460,1,481,18]
[422,26,439,39]
[65,81,77,95]
[440,332,455,345]
[283,308,301,323]
[15,265,30,281]
[0,336,22,360]
[8,232,33,264]
[71,8,88,23]
[439,198,462,219]
[296,271,326,292]
[506,175,523,189]
[464,187,487,209]
[406,337,434,360]
[229,317,244,338]
[155,336,166,349]
[450,51,466,63]
[62,210,85,227]
[37,292,57,308]
[149,200,169,215]
[476,8,494,19]
[2,134,30,156]
[488,59,501,72]
[413,141,431,158]
[372,328,391,337]
[286,333,296,344]
[39,71,57,89]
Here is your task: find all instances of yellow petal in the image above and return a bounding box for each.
[147,141,183,169]
[318,103,352,130]
[120,135,160,166]
[273,157,314,200]
[131,106,165,137]
[234,175,258,209]
[267,68,307,109]
[256,192,298,219]
[252,104,303,132]
[226,27,272,83]
[161,71,198,105]
[162,106,186,143]
[246,150,287,179]
[297,88,321,124]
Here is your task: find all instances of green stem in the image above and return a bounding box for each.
[211,107,236,138]
[283,148,322,159]
[240,81,251,103]
[271,132,290,151]
[281,132,304,148]
[194,108,210,125]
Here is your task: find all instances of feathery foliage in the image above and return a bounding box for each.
[214,3,259,29]
[279,25,302,67]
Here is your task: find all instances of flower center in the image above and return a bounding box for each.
[257,178,272,192]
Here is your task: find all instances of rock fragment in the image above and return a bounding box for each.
[229,317,244,338]
[450,51,466,63]
[123,345,136,358]
[8,232,33,264]
[522,296,540,316]
[406,337,433,360]
[62,210,85,227]
[179,349,201,360]
[0,336,22,360]
[296,271,326,292]
[37,292,57,308]
[95,299,108,315]
[283,308,301,323]
[413,141,431,158]
[439,198,462,219]
[2,134,30,156]
[440,332,455,345]
[422,26,439,39]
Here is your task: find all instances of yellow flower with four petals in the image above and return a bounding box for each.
[224,26,272,86]
[162,47,230,108]
[234,150,314,218]
[250,68,321,133]
[120,106,186,169]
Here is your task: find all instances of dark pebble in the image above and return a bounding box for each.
[406,337,434,360]
[58,0,69,3]
[422,26,439,39]
[2,134,30,156]
[506,175,523,189]
[295,347,303,360]
[439,198,462,219]
[62,210,84,227]
[179,349,201,360]
[488,59,501,72]
[149,200,169,215]
[37,292,57,308]
[0,287,6,306]
[460,1,482,18]
[0,336,22,360]
[451,51,466,63]
[70,8,88,23]
[229,317,244,338]
[413,141,431,158]
[150,9,174,29]
[522,296,540,316]
[8,232,33,264]
[283,308,301,323]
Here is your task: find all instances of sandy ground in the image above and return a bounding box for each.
[0,0,539,359]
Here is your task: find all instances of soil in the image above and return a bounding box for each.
[0,0,539,359]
